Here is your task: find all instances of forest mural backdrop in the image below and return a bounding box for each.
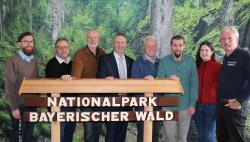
[0,0,249,141]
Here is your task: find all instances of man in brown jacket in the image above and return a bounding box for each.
[5,32,38,142]
[71,29,105,142]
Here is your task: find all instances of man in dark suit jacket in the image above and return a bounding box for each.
[97,33,134,142]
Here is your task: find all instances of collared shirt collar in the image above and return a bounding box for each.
[113,51,125,60]
[113,51,127,78]
[55,54,71,64]
[85,45,100,56]
[143,54,157,63]
[18,50,34,62]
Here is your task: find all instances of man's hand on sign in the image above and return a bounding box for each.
[61,74,72,82]
[169,75,180,81]
[105,76,115,80]
[144,75,154,80]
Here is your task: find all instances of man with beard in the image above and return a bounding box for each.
[157,35,198,142]
[5,32,38,142]
[71,29,105,142]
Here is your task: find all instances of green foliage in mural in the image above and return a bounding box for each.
[0,0,249,141]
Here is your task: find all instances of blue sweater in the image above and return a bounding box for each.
[131,55,159,78]
[131,55,159,97]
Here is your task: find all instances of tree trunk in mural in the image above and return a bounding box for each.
[29,0,32,32]
[0,1,7,40]
[150,0,173,58]
[240,20,250,50]
[148,0,152,17]
[130,0,150,55]
[198,0,207,8]
[113,0,124,33]
[220,0,234,29]
[0,3,3,41]
[51,0,64,40]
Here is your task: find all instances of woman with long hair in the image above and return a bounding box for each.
[194,41,221,142]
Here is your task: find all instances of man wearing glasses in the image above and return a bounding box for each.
[45,37,75,142]
[5,32,38,142]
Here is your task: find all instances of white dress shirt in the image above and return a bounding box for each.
[113,51,127,78]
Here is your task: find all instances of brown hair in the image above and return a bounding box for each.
[55,38,69,48]
[170,35,185,45]
[196,41,215,68]
[17,32,34,42]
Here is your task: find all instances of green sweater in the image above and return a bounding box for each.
[157,54,198,111]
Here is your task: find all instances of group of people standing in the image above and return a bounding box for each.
[5,26,250,142]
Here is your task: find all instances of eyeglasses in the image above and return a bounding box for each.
[21,40,34,45]
[56,46,69,49]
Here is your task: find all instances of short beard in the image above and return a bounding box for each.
[87,43,99,49]
[174,52,182,58]
[22,48,33,56]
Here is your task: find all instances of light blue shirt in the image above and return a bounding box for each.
[18,50,34,62]
[113,51,127,77]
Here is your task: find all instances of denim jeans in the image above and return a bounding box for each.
[163,110,191,142]
[194,103,217,142]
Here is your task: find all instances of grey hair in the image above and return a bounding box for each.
[143,36,157,47]
[220,27,239,38]
[86,29,100,37]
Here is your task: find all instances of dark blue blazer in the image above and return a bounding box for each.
[97,52,134,79]
[97,52,133,142]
